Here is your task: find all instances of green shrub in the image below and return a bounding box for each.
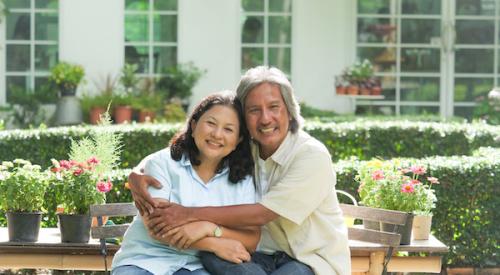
[0,121,498,168]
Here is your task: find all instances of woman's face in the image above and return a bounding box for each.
[191,105,242,164]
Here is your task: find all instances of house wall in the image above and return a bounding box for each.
[0,0,357,114]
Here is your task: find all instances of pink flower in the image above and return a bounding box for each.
[427,177,439,184]
[59,160,72,169]
[73,168,83,176]
[400,168,411,174]
[401,183,415,193]
[96,180,113,193]
[410,165,426,175]
[371,170,385,180]
[87,157,100,165]
[409,179,421,185]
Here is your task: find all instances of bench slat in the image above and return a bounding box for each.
[348,227,401,246]
[90,203,137,217]
[91,224,130,239]
[340,204,409,225]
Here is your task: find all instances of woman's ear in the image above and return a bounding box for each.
[190,120,197,136]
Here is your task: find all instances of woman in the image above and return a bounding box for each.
[112,91,259,275]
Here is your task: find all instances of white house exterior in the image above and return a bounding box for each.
[1,0,498,119]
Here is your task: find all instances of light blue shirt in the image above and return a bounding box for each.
[112,148,256,275]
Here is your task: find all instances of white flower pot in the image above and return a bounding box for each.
[412,215,432,240]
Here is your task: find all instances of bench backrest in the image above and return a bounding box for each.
[90,203,137,239]
[339,203,411,246]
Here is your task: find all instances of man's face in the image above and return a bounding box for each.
[244,82,290,159]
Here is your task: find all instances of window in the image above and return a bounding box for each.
[241,0,292,75]
[4,0,59,103]
[356,0,500,119]
[124,0,177,77]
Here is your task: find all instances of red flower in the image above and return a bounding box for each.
[410,165,426,175]
[427,177,440,184]
[409,179,421,185]
[73,168,83,176]
[87,157,100,165]
[401,183,415,193]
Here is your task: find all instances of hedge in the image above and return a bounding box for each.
[0,121,498,167]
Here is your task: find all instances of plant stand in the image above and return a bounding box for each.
[55,95,83,125]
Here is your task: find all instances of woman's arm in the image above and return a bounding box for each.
[156,220,260,252]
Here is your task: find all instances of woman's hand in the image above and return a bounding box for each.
[161,221,215,249]
[211,239,251,264]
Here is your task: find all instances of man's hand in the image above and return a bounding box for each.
[161,221,215,249]
[211,239,251,264]
[128,171,162,215]
[147,201,197,235]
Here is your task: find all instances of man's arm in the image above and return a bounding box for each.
[148,202,279,234]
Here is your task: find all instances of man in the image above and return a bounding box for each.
[130,66,350,275]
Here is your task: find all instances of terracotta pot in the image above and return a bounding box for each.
[412,215,432,240]
[336,86,346,95]
[360,87,371,95]
[371,86,382,96]
[114,105,133,124]
[347,85,359,95]
[89,107,105,125]
[138,110,156,122]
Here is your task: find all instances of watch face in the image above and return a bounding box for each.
[214,226,222,237]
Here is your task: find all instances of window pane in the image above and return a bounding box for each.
[5,0,29,9]
[269,0,291,13]
[357,18,396,43]
[456,20,494,44]
[401,48,440,72]
[357,0,391,14]
[401,19,440,44]
[125,0,149,11]
[454,106,475,120]
[357,47,396,73]
[455,49,493,73]
[35,45,58,71]
[6,76,29,102]
[7,13,31,40]
[268,16,291,44]
[154,0,177,11]
[454,78,492,102]
[456,0,495,15]
[269,47,291,75]
[7,45,30,71]
[242,47,264,71]
[380,76,396,100]
[35,13,58,41]
[154,15,177,42]
[154,46,177,73]
[125,45,149,73]
[400,77,439,101]
[35,0,58,9]
[401,0,440,15]
[355,105,395,115]
[242,16,264,43]
[400,106,439,115]
[242,0,264,12]
[125,15,149,42]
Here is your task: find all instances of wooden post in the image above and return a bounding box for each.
[369,251,385,275]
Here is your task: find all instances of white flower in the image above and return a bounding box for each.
[2,161,13,168]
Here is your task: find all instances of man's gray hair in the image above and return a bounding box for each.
[236,66,304,133]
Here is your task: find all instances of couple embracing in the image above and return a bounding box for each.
[111,66,350,275]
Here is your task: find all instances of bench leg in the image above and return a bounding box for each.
[369,251,385,275]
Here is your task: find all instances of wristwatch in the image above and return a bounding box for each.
[213,225,222,238]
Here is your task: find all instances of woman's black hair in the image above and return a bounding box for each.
[169,91,254,183]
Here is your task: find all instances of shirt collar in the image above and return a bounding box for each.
[180,153,230,175]
[252,131,294,166]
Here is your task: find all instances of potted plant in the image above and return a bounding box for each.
[49,61,86,125]
[50,113,122,243]
[113,64,140,123]
[132,93,164,123]
[356,159,438,243]
[0,159,49,242]
[80,92,113,124]
[157,62,204,109]
[340,59,381,96]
